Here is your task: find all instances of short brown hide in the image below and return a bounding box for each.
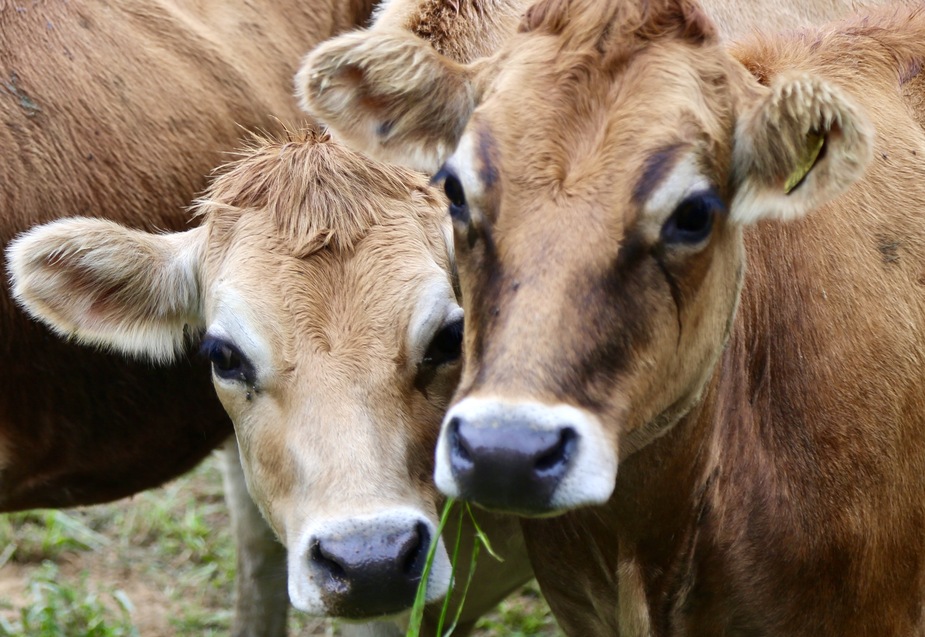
[0,0,374,509]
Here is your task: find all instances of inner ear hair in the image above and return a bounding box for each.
[729,73,872,224]
[784,128,826,194]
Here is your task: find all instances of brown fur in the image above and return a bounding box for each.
[462,5,925,636]
[7,128,535,630]
[297,0,919,175]
[199,129,436,256]
[0,0,375,510]
[198,132,532,628]
[194,129,451,526]
[303,0,925,634]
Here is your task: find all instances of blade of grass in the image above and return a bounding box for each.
[0,543,14,570]
[434,504,466,637]
[441,535,481,637]
[465,504,504,562]
[406,498,456,637]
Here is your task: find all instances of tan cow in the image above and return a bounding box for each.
[296,0,925,635]
[7,129,533,634]
[1,2,378,634]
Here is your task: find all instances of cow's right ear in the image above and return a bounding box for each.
[729,73,873,224]
[297,29,485,172]
[6,218,206,363]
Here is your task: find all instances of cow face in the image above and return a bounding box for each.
[6,131,463,618]
[300,0,872,515]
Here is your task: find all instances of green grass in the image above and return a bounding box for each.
[0,562,137,637]
[0,511,108,563]
[0,454,560,636]
[473,582,560,636]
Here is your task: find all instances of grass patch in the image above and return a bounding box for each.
[0,511,108,563]
[0,562,137,637]
[473,582,561,636]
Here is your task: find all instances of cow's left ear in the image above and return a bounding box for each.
[6,218,206,363]
[729,73,873,224]
[297,28,490,173]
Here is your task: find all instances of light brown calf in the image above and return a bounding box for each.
[298,0,925,635]
[7,130,532,632]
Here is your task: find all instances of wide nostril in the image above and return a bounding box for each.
[445,419,581,514]
[448,417,474,468]
[534,426,577,476]
[307,520,438,617]
[401,522,429,576]
[309,539,348,593]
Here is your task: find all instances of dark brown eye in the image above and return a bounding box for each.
[432,167,469,223]
[200,337,254,383]
[422,319,463,367]
[661,190,724,245]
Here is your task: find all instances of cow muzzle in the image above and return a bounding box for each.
[435,397,618,515]
[289,509,450,618]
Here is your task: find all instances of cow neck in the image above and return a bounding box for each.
[519,370,724,635]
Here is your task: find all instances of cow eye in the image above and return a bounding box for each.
[422,318,463,367]
[661,191,724,245]
[200,337,254,384]
[433,167,470,224]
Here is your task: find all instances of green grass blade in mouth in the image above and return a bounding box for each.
[406,500,510,636]
[407,498,457,637]
[434,504,466,636]
[465,503,504,562]
[442,534,481,637]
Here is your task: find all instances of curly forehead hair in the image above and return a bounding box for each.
[195,128,441,257]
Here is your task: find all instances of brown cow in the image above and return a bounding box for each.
[297,0,925,635]
[7,129,534,633]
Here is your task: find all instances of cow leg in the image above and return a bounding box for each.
[219,437,289,637]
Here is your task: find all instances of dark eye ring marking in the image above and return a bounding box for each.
[431,167,470,224]
[200,336,256,385]
[660,189,725,245]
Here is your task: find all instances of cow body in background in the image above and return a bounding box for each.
[0,0,371,510]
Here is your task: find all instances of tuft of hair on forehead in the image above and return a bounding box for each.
[194,127,439,257]
[520,0,715,53]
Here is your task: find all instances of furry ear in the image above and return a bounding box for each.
[6,218,206,363]
[730,73,873,224]
[296,28,485,173]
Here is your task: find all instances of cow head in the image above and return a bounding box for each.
[298,0,872,515]
[6,130,463,617]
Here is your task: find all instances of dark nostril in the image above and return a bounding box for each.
[448,417,474,468]
[534,427,578,476]
[401,522,429,576]
[310,539,348,592]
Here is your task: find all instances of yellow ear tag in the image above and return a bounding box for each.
[784,130,825,194]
